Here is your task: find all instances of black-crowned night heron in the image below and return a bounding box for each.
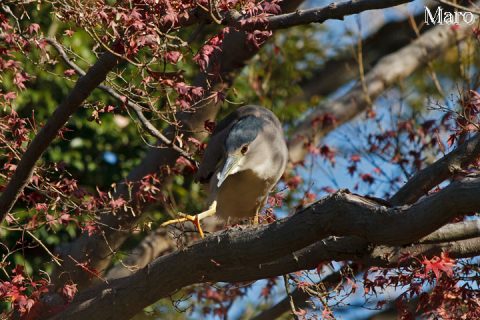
[162,105,288,237]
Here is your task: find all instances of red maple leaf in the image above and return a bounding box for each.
[422,252,455,280]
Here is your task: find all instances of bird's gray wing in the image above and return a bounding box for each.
[195,105,264,183]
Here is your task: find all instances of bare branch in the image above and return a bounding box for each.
[390,134,480,205]
[288,20,476,163]
[259,0,413,31]
[0,51,119,223]
[51,177,480,320]
[44,38,195,162]
[296,8,436,101]
[420,220,480,243]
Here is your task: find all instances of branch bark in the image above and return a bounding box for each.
[288,20,475,163]
[241,0,413,31]
[420,219,480,243]
[50,176,480,320]
[247,219,480,319]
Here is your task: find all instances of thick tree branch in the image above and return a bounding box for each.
[296,8,434,100]
[260,0,413,31]
[51,177,480,320]
[105,227,177,280]
[0,51,119,223]
[288,20,476,163]
[252,219,480,319]
[420,219,480,243]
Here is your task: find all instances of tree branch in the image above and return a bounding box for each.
[50,177,480,320]
[252,219,480,319]
[259,0,413,31]
[44,38,195,162]
[288,20,476,163]
[390,134,480,205]
[296,7,436,100]
[420,219,480,243]
[0,51,119,223]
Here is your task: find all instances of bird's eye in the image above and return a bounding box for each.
[241,145,249,155]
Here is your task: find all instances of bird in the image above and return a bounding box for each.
[162,105,288,237]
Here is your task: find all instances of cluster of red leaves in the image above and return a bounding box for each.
[0,110,30,174]
[239,0,280,48]
[363,253,479,319]
[0,265,49,319]
[49,0,282,113]
[189,282,252,318]
[0,13,32,93]
[0,264,80,319]
[194,28,229,72]
[0,12,33,166]
[446,90,480,146]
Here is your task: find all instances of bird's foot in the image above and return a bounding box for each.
[161,202,217,239]
[161,213,205,238]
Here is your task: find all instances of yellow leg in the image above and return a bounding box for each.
[253,213,259,225]
[161,201,217,238]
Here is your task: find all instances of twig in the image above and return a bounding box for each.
[283,274,299,320]
[26,230,63,266]
[44,38,196,163]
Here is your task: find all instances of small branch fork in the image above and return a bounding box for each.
[44,38,195,163]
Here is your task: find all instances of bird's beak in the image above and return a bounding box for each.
[217,155,241,187]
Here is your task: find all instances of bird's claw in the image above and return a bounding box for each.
[161,213,205,238]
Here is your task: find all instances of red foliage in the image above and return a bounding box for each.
[422,252,455,280]
[0,265,49,319]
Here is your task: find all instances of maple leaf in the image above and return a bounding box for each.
[422,252,455,280]
[14,72,29,90]
[64,69,76,77]
[62,283,78,302]
[64,29,74,37]
[360,173,375,185]
[164,51,183,64]
[28,23,40,34]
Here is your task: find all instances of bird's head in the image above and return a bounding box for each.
[216,116,264,187]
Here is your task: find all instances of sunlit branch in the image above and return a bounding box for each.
[51,177,480,320]
[288,19,475,163]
